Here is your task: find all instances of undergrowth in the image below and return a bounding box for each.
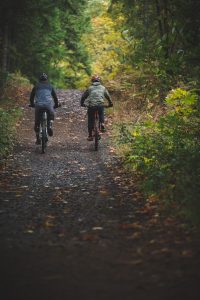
[0,72,30,163]
[113,88,200,224]
[0,108,22,162]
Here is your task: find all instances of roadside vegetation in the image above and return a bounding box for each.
[113,87,200,224]
[0,73,30,163]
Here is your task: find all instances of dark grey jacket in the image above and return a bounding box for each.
[30,82,58,107]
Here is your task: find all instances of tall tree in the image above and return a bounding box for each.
[0,0,91,87]
[110,0,200,92]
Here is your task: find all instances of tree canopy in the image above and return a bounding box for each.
[109,0,200,92]
[0,0,91,87]
[0,0,199,90]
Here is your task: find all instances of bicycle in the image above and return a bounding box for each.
[87,105,110,151]
[29,104,61,154]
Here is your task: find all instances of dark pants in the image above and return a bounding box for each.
[88,106,104,136]
[34,105,54,133]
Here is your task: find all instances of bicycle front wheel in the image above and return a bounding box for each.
[94,117,100,151]
[94,128,98,151]
[41,129,46,153]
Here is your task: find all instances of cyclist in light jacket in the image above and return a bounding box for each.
[81,75,113,141]
[29,73,60,144]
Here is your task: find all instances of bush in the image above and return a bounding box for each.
[0,108,22,162]
[0,72,28,163]
[0,72,31,105]
[117,88,200,223]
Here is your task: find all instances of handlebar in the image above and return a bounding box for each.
[29,103,62,109]
[82,104,113,108]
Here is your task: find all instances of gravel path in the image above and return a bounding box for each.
[0,90,200,300]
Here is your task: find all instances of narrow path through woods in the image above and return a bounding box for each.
[0,90,199,300]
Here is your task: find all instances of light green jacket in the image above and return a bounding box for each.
[81,82,112,107]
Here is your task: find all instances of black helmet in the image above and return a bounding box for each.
[39,73,48,81]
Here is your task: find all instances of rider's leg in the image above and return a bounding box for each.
[98,106,106,132]
[34,108,41,144]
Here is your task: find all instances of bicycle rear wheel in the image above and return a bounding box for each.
[41,112,48,154]
[94,113,100,151]
[94,127,98,151]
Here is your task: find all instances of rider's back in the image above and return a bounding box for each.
[35,82,53,106]
[87,82,106,107]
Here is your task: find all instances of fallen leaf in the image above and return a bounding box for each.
[81,234,99,241]
[127,232,142,240]
[122,259,143,265]
[120,222,143,230]
[46,215,55,219]
[147,194,159,203]
[44,220,55,228]
[25,230,34,234]
[181,250,193,257]
[92,227,103,231]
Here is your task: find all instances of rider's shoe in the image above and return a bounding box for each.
[87,136,93,141]
[47,127,53,136]
[47,121,53,137]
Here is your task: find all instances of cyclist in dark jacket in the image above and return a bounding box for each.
[29,73,59,144]
[81,75,113,141]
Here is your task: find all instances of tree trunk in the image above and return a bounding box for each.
[163,0,169,59]
[155,0,163,39]
[2,22,9,73]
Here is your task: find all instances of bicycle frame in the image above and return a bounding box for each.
[85,104,110,151]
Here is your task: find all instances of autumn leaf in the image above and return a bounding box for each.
[81,234,99,241]
[147,194,159,203]
[181,250,193,257]
[44,220,55,228]
[119,222,143,230]
[92,227,103,231]
[126,232,142,239]
[25,230,34,234]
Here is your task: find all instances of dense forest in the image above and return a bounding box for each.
[1,0,199,88]
[0,0,91,87]
[0,0,200,223]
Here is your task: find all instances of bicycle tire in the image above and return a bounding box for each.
[94,112,99,151]
[41,112,47,154]
[94,128,98,151]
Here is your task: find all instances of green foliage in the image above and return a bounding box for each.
[0,108,22,162]
[0,72,31,104]
[0,72,29,162]
[5,72,30,89]
[81,0,129,85]
[110,0,200,100]
[0,0,91,88]
[117,88,200,223]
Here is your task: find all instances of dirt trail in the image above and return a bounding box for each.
[0,90,199,300]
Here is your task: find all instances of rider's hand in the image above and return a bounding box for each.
[54,103,61,109]
[29,103,35,108]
